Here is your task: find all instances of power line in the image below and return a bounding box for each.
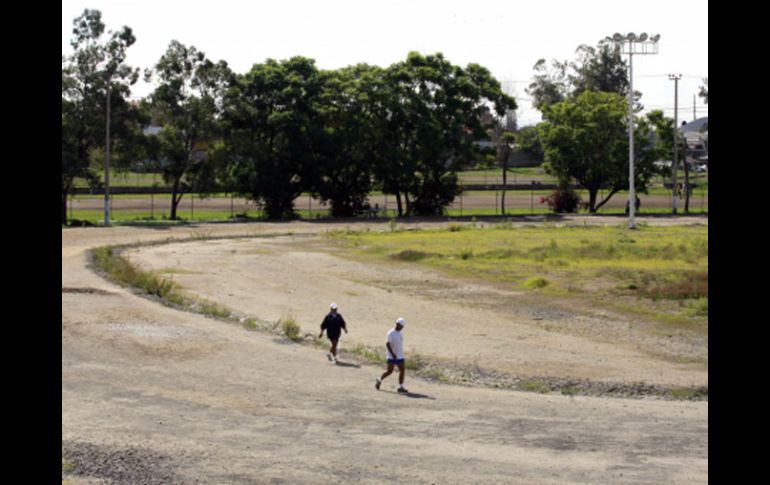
[635,74,707,79]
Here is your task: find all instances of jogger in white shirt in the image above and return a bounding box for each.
[375,318,408,393]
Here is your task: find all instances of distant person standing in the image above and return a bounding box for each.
[625,195,641,214]
[319,303,347,364]
[375,318,408,393]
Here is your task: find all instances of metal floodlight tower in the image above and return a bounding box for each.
[610,32,660,229]
[669,73,682,214]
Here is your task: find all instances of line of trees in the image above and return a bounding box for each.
[61,10,516,223]
[63,9,695,223]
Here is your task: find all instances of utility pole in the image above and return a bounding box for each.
[669,74,682,214]
[104,73,112,226]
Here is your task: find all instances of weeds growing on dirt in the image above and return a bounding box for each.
[198,300,233,320]
[667,387,708,400]
[518,378,551,393]
[279,315,302,341]
[345,344,386,364]
[91,246,177,298]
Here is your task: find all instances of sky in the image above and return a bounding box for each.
[62,0,708,127]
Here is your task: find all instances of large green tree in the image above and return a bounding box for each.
[313,64,385,217]
[222,57,325,219]
[381,52,517,216]
[144,41,232,220]
[539,91,657,212]
[61,9,139,224]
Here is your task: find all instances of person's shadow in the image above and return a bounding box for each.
[379,389,436,400]
[333,360,361,369]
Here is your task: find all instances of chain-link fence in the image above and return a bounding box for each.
[67,186,708,223]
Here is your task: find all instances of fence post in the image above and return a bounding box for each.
[531,183,534,215]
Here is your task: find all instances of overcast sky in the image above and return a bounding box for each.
[62,0,708,127]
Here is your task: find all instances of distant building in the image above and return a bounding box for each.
[679,117,708,166]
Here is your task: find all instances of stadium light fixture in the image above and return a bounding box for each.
[609,32,661,229]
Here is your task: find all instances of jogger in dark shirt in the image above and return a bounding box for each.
[319,303,347,364]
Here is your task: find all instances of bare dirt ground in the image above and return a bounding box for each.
[62,216,708,484]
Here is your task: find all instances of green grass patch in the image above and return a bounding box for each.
[667,387,708,400]
[518,378,551,393]
[334,223,708,324]
[523,277,549,289]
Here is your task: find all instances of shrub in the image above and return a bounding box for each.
[280,315,301,341]
[544,186,582,213]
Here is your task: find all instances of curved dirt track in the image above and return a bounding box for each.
[62,216,708,484]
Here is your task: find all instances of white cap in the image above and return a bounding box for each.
[396,317,406,327]
[330,303,338,310]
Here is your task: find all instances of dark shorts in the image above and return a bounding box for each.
[327,332,341,341]
[387,358,405,365]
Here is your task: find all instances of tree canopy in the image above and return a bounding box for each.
[61,8,140,224]
[527,40,635,114]
[539,91,657,212]
[144,40,233,220]
[380,52,516,216]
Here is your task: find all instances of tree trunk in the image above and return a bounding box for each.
[395,191,403,217]
[593,188,620,213]
[171,178,182,220]
[501,162,507,215]
[588,189,598,213]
